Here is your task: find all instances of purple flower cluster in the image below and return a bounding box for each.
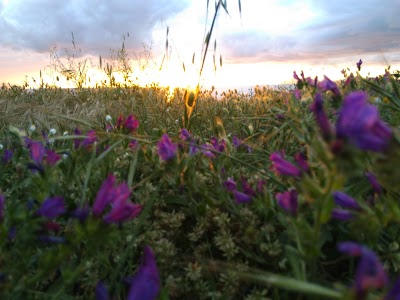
[276,189,298,215]
[311,91,393,153]
[337,242,397,298]
[92,174,142,224]
[25,138,61,173]
[223,177,261,204]
[157,134,177,161]
[270,151,309,177]
[115,114,140,133]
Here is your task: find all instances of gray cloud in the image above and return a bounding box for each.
[0,0,189,55]
[220,0,400,64]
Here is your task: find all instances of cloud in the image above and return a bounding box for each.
[0,0,190,55]
[218,0,400,64]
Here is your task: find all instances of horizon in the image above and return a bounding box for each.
[1,0,399,90]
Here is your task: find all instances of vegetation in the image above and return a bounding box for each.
[1,1,400,299]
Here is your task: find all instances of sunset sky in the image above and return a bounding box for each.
[1,0,400,91]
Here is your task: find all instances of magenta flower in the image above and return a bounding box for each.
[310,93,333,140]
[45,149,61,166]
[157,134,177,161]
[2,149,13,164]
[270,152,302,177]
[73,127,82,149]
[318,75,340,96]
[294,89,301,99]
[276,189,298,215]
[92,175,116,217]
[127,246,161,300]
[30,142,46,164]
[338,242,388,297]
[0,194,5,221]
[36,196,66,219]
[124,115,139,132]
[82,130,97,148]
[336,91,392,153]
[103,183,142,224]
[294,152,309,173]
[385,277,400,300]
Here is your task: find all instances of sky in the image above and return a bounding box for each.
[1,0,400,91]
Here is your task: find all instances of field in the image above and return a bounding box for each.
[1,66,400,300]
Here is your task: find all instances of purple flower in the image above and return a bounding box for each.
[331,208,354,221]
[74,127,82,149]
[338,242,388,296]
[270,152,302,177]
[366,172,382,195]
[103,184,142,224]
[127,246,161,300]
[210,137,226,152]
[257,179,267,194]
[385,277,400,300]
[233,190,252,203]
[232,136,241,148]
[293,71,300,81]
[223,178,237,192]
[357,59,363,71]
[294,89,301,99]
[276,189,298,215]
[179,128,191,141]
[129,139,139,151]
[82,130,97,148]
[36,196,66,218]
[336,91,392,153]
[0,194,5,221]
[70,206,90,223]
[310,93,333,140]
[294,152,309,173]
[318,75,340,96]
[95,281,110,300]
[45,149,61,166]
[30,142,46,164]
[124,115,139,132]
[92,175,116,216]
[157,134,177,161]
[333,191,361,210]
[37,235,66,244]
[241,177,256,198]
[2,149,13,164]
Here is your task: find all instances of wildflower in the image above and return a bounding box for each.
[294,89,301,99]
[129,139,139,151]
[70,206,90,223]
[82,130,97,148]
[0,194,5,221]
[233,190,252,203]
[49,128,57,136]
[0,144,3,150]
[336,91,392,153]
[333,192,361,210]
[179,128,191,142]
[210,137,226,153]
[276,189,298,215]
[45,149,61,166]
[29,142,46,165]
[270,152,302,177]
[310,93,333,140]
[357,59,363,71]
[74,127,82,149]
[95,281,109,300]
[105,115,112,122]
[116,114,125,128]
[293,71,301,81]
[232,136,241,148]
[38,235,66,244]
[92,175,116,216]
[29,124,36,132]
[103,183,142,224]
[127,246,161,300]
[338,242,388,297]
[318,75,340,96]
[294,152,309,173]
[157,134,177,161]
[36,196,66,219]
[223,178,237,192]
[385,277,400,300]
[365,172,382,195]
[331,208,354,221]
[124,114,139,132]
[2,149,13,164]
[241,177,256,198]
